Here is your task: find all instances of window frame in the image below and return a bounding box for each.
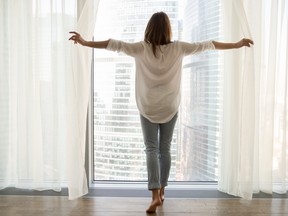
[88,0,221,192]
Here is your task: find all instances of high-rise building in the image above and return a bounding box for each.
[93,0,179,181]
[178,0,222,181]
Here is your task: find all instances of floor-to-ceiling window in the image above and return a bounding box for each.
[93,0,222,183]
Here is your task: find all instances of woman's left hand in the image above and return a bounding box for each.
[69,31,86,45]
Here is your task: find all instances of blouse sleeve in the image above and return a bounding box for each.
[106,39,144,57]
[178,41,215,56]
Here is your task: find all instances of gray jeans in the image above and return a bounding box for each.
[140,113,178,190]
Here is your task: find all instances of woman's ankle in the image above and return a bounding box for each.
[160,187,165,201]
[151,189,160,200]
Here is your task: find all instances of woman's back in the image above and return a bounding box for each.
[106,39,215,123]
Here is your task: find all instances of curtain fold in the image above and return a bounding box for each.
[219,0,255,199]
[219,0,288,198]
[67,0,99,200]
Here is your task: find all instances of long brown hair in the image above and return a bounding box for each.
[144,12,172,57]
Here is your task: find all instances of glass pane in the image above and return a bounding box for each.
[93,0,221,182]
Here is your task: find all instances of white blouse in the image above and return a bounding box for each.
[106,39,215,123]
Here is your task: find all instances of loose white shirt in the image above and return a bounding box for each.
[106,39,215,123]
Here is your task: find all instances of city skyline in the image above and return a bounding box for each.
[93,0,221,182]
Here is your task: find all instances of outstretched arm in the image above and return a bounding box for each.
[69,31,109,49]
[212,38,254,50]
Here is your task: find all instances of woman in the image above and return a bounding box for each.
[69,11,253,213]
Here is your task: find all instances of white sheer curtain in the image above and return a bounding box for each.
[219,0,288,199]
[0,0,98,199]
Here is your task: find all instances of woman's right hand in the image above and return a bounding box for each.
[69,31,86,45]
[235,38,254,48]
